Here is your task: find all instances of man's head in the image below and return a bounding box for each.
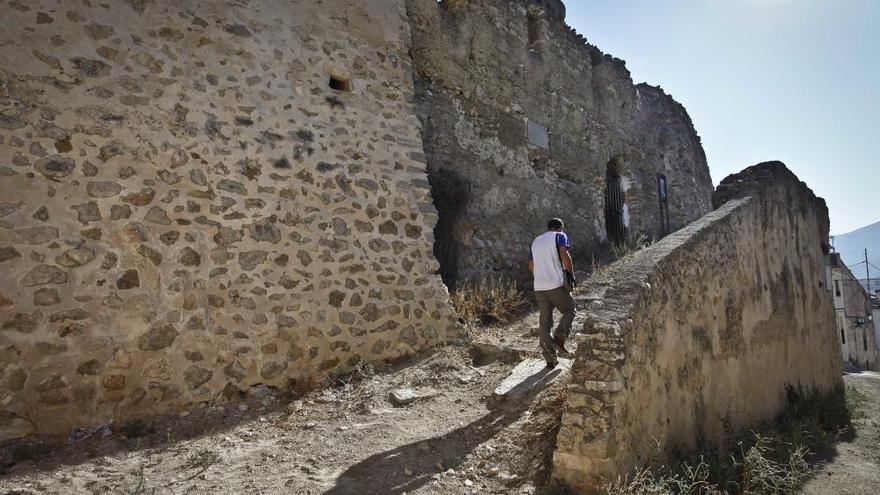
[547,218,564,231]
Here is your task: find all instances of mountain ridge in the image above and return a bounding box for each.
[833,220,880,277]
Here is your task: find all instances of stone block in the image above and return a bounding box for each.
[493,358,571,398]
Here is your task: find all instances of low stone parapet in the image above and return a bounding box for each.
[552,162,843,492]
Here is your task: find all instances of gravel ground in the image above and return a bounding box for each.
[0,330,567,495]
[801,371,880,495]
[4,302,875,495]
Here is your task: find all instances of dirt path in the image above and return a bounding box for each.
[0,322,566,495]
[6,280,876,495]
[801,371,880,495]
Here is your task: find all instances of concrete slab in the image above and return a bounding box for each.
[493,358,572,399]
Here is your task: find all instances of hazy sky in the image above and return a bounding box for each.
[565,0,879,235]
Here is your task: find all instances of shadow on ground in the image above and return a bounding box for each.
[324,365,563,495]
[0,348,456,478]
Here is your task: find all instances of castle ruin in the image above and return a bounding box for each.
[0,1,843,492]
[409,0,713,287]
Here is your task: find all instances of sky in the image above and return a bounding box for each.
[564,0,880,235]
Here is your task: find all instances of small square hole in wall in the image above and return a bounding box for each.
[329,75,353,92]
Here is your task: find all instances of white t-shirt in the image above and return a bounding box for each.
[529,231,571,291]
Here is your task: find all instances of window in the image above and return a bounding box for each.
[841,327,846,345]
[864,330,869,352]
[527,8,546,54]
[835,280,841,297]
[329,75,352,92]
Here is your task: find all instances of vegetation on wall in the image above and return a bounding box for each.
[602,386,859,495]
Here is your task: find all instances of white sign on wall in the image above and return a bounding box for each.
[527,120,550,150]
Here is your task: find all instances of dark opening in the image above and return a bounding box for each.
[841,327,846,344]
[604,160,626,245]
[657,174,670,236]
[429,168,468,290]
[864,330,869,351]
[329,75,353,92]
[527,9,546,54]
[835,280,841,297]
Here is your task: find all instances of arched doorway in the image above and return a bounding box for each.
[604,160,626,244]
[428,168,468,290]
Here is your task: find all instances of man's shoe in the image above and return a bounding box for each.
[545,360,558,370]
[553,333,574,358]
[554,341,574,359]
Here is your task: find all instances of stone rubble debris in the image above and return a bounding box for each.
[388,387,439,406]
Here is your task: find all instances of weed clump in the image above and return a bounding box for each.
[603,386,853,495]
[610,233,651,260]
[844,383,868,421]
[183,448,221,471]
[451,276,527,327]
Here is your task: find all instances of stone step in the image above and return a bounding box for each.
[492,358,573,399]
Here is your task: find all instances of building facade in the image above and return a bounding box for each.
[831,254,879,370]
[872,295,880,360]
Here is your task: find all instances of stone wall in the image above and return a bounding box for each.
[551,163,843,491]
[406,0,714,287]
[0,0,458,441]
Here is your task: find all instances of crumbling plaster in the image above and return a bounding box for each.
[553,163,843,491]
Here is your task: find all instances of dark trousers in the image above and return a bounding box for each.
[535,286,575,362]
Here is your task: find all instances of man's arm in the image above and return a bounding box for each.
[559,246,573,272]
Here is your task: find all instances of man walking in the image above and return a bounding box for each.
[528,218,576,368]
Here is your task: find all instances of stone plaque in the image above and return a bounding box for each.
[527,120,550,149]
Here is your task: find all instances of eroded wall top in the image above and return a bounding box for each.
[553,162,841,491]
[407,0,714,286]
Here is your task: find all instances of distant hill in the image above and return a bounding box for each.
[834,221,880,283]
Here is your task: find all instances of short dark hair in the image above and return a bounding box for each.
[547,218,564,230]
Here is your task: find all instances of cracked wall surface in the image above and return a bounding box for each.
[552,163,843,492]
[0,0,459,441]
[406,0,714,287]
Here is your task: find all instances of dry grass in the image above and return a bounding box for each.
[604,461,725,495]
[602,386,851,495]
[451,276,528,327]
[604,434,812,495]
[183,448,220,470]
[610,233,651,260]
[845,383,868,421]
[739,436,812,494]
[589,256,611,282]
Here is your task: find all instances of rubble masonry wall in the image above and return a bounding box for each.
[406,0,714,286]
[552,163,844,491]
[0,0,458,441]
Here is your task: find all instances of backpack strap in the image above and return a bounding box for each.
[556,233,564,270]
